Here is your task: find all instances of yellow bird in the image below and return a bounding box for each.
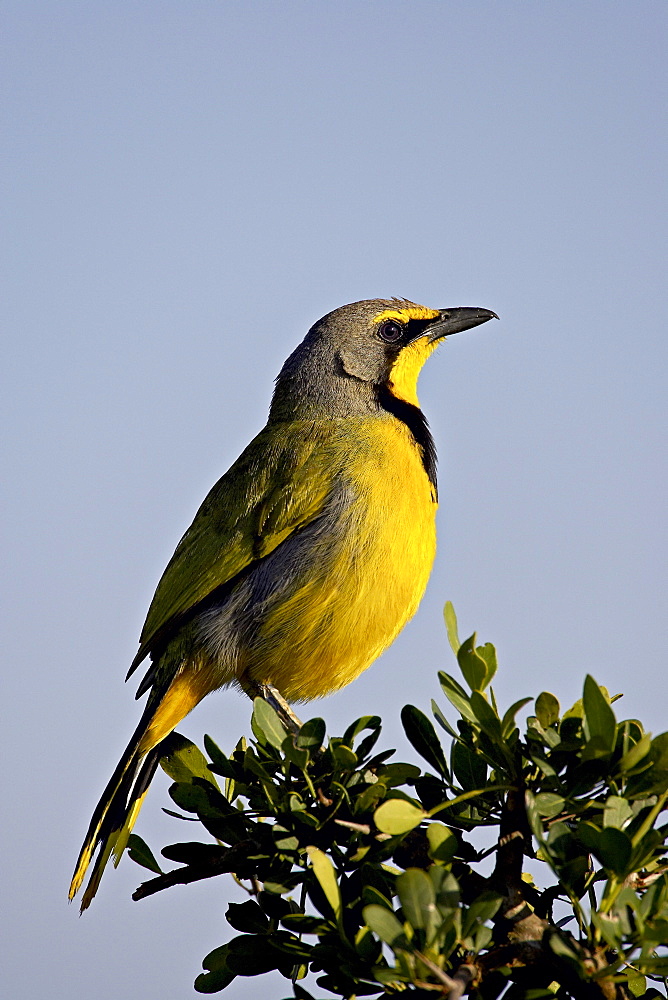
[70,297,497,910]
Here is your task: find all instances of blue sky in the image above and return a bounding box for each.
[3,4,666,998]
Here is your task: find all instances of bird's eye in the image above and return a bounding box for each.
[377,320,404,344]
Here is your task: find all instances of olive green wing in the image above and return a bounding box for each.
[127,423,337,676]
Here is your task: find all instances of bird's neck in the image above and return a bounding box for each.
[269,370,377,422]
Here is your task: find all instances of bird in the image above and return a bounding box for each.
[69,297,497,910]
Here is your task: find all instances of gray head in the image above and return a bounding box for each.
[270,297,497,419]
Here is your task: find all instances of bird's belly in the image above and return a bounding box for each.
[246,427,438,701]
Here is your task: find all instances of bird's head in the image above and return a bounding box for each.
[271,298,498,417]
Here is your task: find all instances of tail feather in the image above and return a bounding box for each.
[69,701,155,909]
[78,749,161,912]
[112,751,161,865]
[70,663,217,910]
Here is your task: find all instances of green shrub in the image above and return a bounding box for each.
[129,605,668,999]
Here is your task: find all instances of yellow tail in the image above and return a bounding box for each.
[69,667,216,911]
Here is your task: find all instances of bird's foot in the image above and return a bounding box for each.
[242,679,303,734]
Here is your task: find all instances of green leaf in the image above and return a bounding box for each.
[342,715,381,747]
[195,944,235,993]
[629,829,663,872]
[524,791,546,843]
[535,692,560,728]
[168,780,228,819]
[126,833,163,874]
[355,726,383,761]
[353,924,381,963]
[225,934,280,975]
[603,795,633,829]
[363,884,394,912]
[444,601,460,654]
[426,823,458,863]
[380,762,422,786]
[281,913,328,934]
[637,958,668,975]
[362,904,407,948]
[243,748,273,784]
[331,742,357,770]
[273,826,299,852]
[438,672,477,723]
[451,741,487,790]
[591,910,623,950]
[431,699,458,739]
[618,732,652,773]
[306,846,341,920]
[194,968,236,994]
[625,971,647,998]
[501,697,532,738]
[649,731,668,768]
[401,704,449,777]
[642,917,668,945]
[634,732,668,793]
[161,841,223,866]
[429,785,508,817]
[457,633,488,691]
[265,930,312,961]
[203,734,229,772]
[288,792,307,813]
[296,717,326,753]
[195,944,236,993]
[226,900,270,934]
[354,781,387,813]
[469,691,503,741]
[546,821,579,864]
[252,697,288,750]
[461,890,503,937]
[159,732,220,789]
[576,820,602,853]
[281,739,309,770]
[396,868,436,930]
[430,867,460,910]
[534,793,565,819]
[597,827,634,876]
[201,944,232,972]
[476,643,498,686]
[262,881,293,895]
[374,799,426,835]
[583,675,616,753]
[563,697,584,721]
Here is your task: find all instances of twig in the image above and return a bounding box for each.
[132,842,255,900]
[413,950,457,988]
[444,963,477,1000]
[333,819,371,834]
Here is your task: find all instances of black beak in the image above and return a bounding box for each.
[424,306,499,342]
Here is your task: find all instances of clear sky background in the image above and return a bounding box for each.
[3,3,666,998]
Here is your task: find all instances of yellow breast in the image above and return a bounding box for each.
[252,416,438,701]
